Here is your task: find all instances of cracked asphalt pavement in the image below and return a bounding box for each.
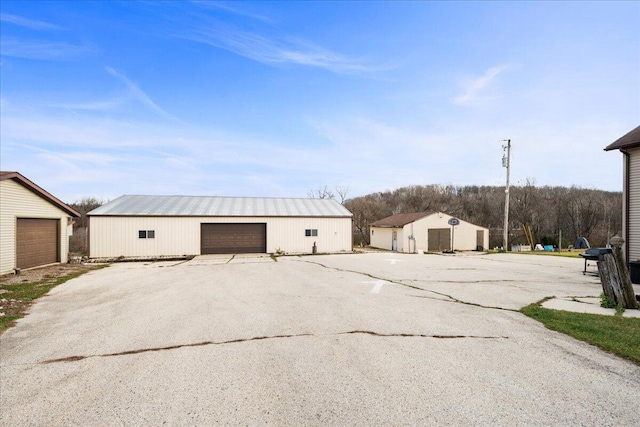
[1,253,639,425]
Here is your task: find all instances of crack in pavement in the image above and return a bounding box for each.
[408,294,516,311]
[298,259,519,312]
[38,331,508,365]
[339,330,508,340]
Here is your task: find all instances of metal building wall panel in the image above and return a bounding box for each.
[89,216,353,258]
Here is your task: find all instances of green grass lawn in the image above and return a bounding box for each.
[516,251,583,258]
[485,250,584,258]
[521,303,640,365]
[495,251,584,258]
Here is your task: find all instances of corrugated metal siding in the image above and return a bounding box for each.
[628,148,640,260]
[89,216,352,258]
[0,179,71,274]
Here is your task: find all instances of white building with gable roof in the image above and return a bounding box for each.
[88,195,353,258]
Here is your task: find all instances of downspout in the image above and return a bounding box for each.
[351,218,354,251]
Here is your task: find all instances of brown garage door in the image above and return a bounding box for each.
[201,223,266,254]
[427,228,451,252]
[16,218,59,269]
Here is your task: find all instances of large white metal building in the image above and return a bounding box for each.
[0,171,79,275]
[88,195,353,258]
[370,211,489,253]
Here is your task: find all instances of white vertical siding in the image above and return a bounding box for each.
[89,216,352,258]
[628,148,640,260]
[267,217,352,254]
[0,179,72,274]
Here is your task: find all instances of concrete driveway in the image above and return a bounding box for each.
[1,253,639,425]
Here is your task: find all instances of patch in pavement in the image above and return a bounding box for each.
[185,254,275,266]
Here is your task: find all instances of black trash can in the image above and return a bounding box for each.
[630,261,640,285]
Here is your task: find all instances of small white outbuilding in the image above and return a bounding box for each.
[370,211,488,253]
[88,195,353,258]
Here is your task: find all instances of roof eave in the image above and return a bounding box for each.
[604,142,640,151]
[88,214,352,218]
[604,125,640,151]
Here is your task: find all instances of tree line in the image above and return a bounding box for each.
[343,181,622,249]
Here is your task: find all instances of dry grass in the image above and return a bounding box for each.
[0,263,108,334]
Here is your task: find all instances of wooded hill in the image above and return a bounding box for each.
[344,182,622,249]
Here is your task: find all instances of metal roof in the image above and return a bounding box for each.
[370,211,434,227]
[88,195,353,217]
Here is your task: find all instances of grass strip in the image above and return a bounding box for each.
[490,251,583,258]
[521,303,640,365]
[0,265,109,334]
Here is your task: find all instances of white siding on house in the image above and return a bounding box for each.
[0,179,72,274]
[89,216,352,258]
[628,147,640,261]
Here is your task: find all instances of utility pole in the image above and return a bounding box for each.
[502,139,511,251]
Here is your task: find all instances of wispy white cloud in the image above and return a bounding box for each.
[105,67,182,122]
[190,1,275,24]
[451,65,511,106]
[0,13,64,31]
[50,98,128,112]
[0,38,91,60]
[0,103,624,202]
[183,24,378,74]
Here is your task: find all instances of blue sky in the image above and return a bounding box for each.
[1,1,638,203]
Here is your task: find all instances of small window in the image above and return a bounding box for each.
[139,230,155,239]
[305,229,318,237]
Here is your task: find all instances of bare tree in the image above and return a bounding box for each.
[308,186,335,200]
[335,186,350,204]
[344,196,386,245]
[70,197,104,229]
[510,178,541,243]
[69,197,105,256]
